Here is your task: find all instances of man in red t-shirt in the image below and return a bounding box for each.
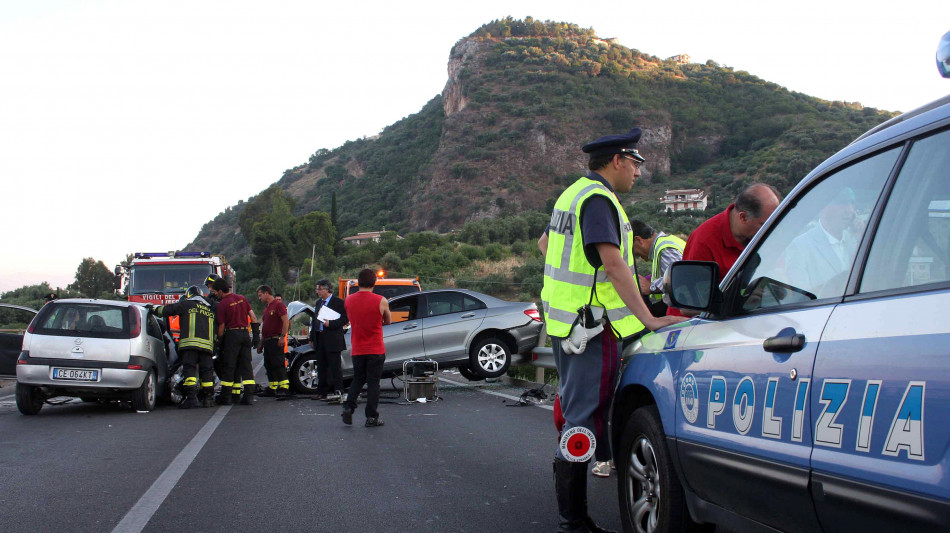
[211,278,260,405]
[256,284,291,398]
[669,183,781,316]
[341,268,392,427]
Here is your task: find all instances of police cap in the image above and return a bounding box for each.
[582,127,646,162]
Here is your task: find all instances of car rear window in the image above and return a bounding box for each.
[34,303,130,339]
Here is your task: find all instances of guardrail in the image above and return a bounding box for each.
[512,324,554,382]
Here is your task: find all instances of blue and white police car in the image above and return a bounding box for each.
[611,33,950,533]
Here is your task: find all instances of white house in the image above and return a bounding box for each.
[660,189,708,212]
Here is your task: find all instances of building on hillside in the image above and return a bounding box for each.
[667,54,691,64]
[342,231,401,246]
[660,189,708,212]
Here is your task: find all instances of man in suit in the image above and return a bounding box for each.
[309,279,348,401]
[785,187,860,299]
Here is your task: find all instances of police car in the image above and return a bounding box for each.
[610,35,950,532]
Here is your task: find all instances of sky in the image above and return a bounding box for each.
[1,0,947,294]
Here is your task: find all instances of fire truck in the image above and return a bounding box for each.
[117,251,235,305]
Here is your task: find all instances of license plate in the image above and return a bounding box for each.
[51,367,100,382]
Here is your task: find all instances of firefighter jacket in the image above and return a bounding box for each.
[541,176,646,340]
[153,296,216,353]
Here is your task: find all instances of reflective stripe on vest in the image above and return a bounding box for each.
[541,177,645,339]
[649,234,685,303]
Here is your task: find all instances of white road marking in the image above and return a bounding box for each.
[110,406,231,533]
[439,376,554,411]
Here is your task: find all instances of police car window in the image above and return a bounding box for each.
[861,129,950,292]
[735,147,899,313]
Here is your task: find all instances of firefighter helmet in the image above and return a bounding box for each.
[205,273,221,287]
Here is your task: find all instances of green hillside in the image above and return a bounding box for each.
[187,17,894,297]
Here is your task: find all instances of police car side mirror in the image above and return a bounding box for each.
[665,261,720,312]
[938,30,950,78]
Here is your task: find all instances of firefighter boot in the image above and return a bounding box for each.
[178,386,199,409]
[238,387,253,405]
[215,386,233,406]
[200,387,216,408]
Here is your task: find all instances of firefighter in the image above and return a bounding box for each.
[209,277,260,405]
[149,286,216,409]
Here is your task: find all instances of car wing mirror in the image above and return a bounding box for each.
[665,261,721,312]
[938,30,950,78]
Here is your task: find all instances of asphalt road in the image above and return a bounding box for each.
[0,363,623,533]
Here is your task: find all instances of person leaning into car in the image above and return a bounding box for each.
[309,279,347,401]
[540,127,686,533]
[149,286,216,409]
[210,277,260,406]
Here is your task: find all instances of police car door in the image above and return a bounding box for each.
[674,148,898,532]
[809,127,950,531]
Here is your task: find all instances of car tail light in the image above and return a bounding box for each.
[127,364,143,370]
[524,309,542,322]
[128,306,141,338]
[17,351,29,364]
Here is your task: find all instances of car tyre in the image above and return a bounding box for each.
[131,369,157,412]
[618,404,704,533]
[289,356,320,394]
[469,336,511,379]
[16,383,44,415]
[456,364,484,381]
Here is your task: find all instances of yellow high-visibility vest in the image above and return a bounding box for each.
[649,233,685,303]
[541,176,645,339]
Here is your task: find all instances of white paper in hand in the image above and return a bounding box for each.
[317,305,341,322]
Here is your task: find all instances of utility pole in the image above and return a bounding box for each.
[310,244,316,277]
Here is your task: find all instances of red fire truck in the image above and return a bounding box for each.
[117,251,235,306]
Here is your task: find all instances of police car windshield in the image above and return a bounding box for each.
[130,264,213,295]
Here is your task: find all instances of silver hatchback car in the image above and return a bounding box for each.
[284,289,544,393]
[16,299,173,414]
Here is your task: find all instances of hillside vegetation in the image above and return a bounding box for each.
[188,17,894,300]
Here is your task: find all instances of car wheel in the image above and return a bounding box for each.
[289,356,320,394]
[618,404,699,533]
[456,364,484,381]
[131,369,157,412]
[16,383,44,415]
[469,337,511,379]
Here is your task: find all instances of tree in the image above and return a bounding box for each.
[70,258,116,298]
[291,212,336,272]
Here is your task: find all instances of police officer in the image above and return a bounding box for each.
[540,128,686,533]
[150,286,216,408]
[630,220,685,317]
[209,277,260,405]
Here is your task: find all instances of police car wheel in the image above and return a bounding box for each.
[469,337,511,379]
[618,405,700,533]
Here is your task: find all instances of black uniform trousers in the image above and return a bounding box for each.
[180,348,214,389]
[219,329,253,394]
[344,353,385,419]
[262,337,289,389]
[315,334,344,395]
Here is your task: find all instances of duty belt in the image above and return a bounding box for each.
[264,336,281,341]
[225,327,247,331]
